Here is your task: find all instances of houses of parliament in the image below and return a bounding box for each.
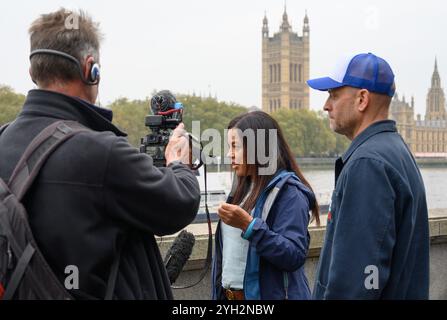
[262,9,447,156]
[261,8,309,113]
[389,59,447,156]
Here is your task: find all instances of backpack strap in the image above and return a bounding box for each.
[3,243,36,300]
[6,120,124,299]
[8,120,88,201]
[2,120,88,300]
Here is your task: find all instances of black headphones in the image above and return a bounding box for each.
[29,49,100,86]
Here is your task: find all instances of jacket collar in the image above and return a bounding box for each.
[19,89,127,137]
[341,120,397,163]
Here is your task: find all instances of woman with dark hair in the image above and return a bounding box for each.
[211,111,319,300]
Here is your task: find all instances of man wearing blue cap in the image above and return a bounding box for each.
[308,53,429,299]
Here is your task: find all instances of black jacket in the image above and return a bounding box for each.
[0,89,201,299]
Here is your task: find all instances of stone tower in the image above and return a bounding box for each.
[262,8,310,113]
[426,58,446,121]
[389,58,447,155]
[389,93,416,150]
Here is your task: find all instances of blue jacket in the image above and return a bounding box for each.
[211,170,316,300]
[313,120,429,300]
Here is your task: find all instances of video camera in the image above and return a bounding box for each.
[140,90,203,169]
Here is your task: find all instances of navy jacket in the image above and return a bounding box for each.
[313,120,429,300]
[212,171,316,300]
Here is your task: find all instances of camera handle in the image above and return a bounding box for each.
[187,133,204,171]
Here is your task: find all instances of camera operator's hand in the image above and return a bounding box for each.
[165,123,191,166]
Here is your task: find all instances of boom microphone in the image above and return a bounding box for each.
[163,230,195,284]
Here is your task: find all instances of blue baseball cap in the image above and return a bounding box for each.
[307,53,396,97]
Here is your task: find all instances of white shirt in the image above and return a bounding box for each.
[221,183,254,289]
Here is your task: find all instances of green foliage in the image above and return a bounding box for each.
[179,94,246,134]
[0,85,25,126]
[109,94,247,151]
[108,97,149,146]
[179,94,246,157]
[0,85,350,157]
[272,108,337,157]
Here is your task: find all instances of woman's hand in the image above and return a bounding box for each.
[217,203,253,231]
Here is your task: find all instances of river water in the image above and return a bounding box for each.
[197,167,447,210]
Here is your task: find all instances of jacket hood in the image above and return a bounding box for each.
[289,177,317,211]
[265,171,316,211]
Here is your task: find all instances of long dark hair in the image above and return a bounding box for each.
[228,111,320,226]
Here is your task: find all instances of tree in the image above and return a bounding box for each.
[108,94,247,150]
[272,109,337,157]
[108,97,149,147]
[0,85,25,126]
[0,84,350,157]
[177,94,246,157]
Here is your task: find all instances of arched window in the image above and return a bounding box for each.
[299,64,302,82]
[278,64,281,82]
[273,64,277,83]
[289,63,293,82]
[269,65,273,83]
[294,64,297,82]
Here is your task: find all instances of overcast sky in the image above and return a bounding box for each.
[0,0,446,116]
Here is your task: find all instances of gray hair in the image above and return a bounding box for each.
[29,8,103,87]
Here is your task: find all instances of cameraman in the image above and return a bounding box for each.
[0,9,200,299]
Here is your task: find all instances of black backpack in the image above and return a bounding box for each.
[0,120,121,300]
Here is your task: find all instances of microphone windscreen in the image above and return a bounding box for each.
[164,230,195,284]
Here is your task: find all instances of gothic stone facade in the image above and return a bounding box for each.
[390,59,447,156]
[262,9,310,113]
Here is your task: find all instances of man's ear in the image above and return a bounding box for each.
[83,56,95,82]
[357,89,370,112]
